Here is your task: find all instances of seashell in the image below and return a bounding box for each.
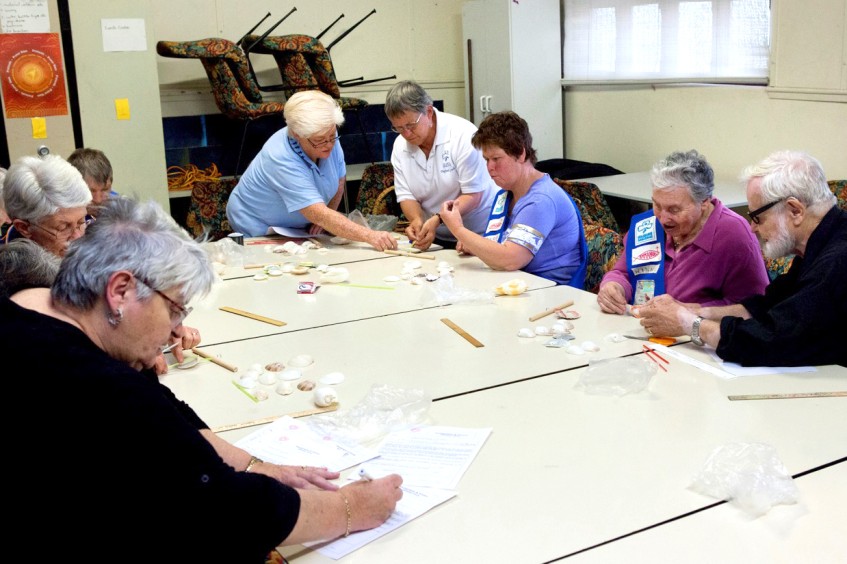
[437,261,451,270]
[551,323,570,336]
[383,275,401,283]
[517,327,536,338]
[604,333,627,343]
[176,355,199,369]
[290,266,310,275]
[564,344,585,355]
[281,241,303,254]
[495,278,528,296]
[212,261,227,275]
[276,381,294,395]
[239,374,258,388]
[320,267,350,284]
[319,371,345,385]
[410,276,424,285]
[425,273,440,282]
[534,326,551,336]
[265,361,285,372]
[330,236,351,245]
[272,245,287,253]
[403,260,422,269]
[315,264,330,272]
[258,371,278,385]
[253,273,268,281]
[266,267,283,276]
[556,309,581,320]
[287,354,314,368]
[254,389,269,401]
[280,262,295,273]
[279,368,302,381]
[581,340,600,352]
[400,272,412,280]
[250,363,263,372]
[243,367,262,380]
[297,379,316,391]
[301,241,318,250]
[313,386,338,407]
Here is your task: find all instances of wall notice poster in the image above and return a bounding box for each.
[0,32,68,118]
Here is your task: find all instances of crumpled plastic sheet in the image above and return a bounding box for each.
[306,383,432,445]
[420,274,495,307]
[574,356,657,396]
[689,441,800,516]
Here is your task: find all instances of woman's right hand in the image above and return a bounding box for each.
[597,282,628,314]
[342,474,404,532]
[368,230,398,251]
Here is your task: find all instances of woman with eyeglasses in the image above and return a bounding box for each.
[597,149,769,316]
[1,197,403,561]
[385,80,497,251]
[2,154,92,257]
[227,90,397,251]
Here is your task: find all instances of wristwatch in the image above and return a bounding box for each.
[691,316,705,346]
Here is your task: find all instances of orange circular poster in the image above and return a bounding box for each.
[1,33,69,118]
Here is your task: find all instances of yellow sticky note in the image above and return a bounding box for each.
[115,98,130,120]
[31,117,47,138]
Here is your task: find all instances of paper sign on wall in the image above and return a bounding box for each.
[0,0,49,33]
[101,18,147,52]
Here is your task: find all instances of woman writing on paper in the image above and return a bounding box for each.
[0,197,402,562]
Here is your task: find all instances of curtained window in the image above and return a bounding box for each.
[563,0,770,84]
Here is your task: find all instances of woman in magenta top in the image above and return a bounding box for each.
[597,150,769,314]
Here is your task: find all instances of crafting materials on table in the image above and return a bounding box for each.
[528,299,575,322]
[191,347,239,372]
[441,318,484,348]
[728,391,847,401]
[219,306,287,327]
[623,334,678,346]
[211,404,340,433]
[232,380,258,403]
[384,249,436,260]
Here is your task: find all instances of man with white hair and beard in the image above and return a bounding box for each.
[635,150,846,367]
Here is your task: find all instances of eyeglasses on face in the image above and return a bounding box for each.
[390,112,424,134]
[747,198,785,225]
[306,133,341,148]
[134,274,192,325]
[31,217,94,239]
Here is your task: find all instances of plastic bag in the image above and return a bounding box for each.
[306,383,432,445]
[347,209,371,228]
[419,274,496,307]
[204,237,246,267]
[574,356,657,396]
[367,214,399,232]
[688,442,799,516]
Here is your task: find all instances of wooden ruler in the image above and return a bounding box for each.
[211,404,339,433]
[728,391,847,401]
[219,306,287,326]
[441,318,484,348]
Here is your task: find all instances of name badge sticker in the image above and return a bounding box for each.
[634,216,658,246]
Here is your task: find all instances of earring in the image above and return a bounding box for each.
[107,307,123,327]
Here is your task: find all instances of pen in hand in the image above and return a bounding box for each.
[358,468,374,481]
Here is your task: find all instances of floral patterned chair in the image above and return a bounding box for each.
[355,163,404,219]
[553,179,621,234]
[582,221,624,294]
[156,38,286,175]
[185,177,239,241]
[830,179,847,210]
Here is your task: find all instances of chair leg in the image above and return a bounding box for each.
[352,109,374,165]
[234,119,252,177]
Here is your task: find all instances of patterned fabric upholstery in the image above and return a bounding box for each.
[830,179,847,210]
[583,222,624,294]
[553,179,621,233]
[244,34,369,110]
[156,39,286,120]
[185,177,239,240]
[355,163,404,218]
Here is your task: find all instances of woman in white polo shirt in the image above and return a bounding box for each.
[385,80,497,250]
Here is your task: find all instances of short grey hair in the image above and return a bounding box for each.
[4,154,92,223]
[0,239,61,298]
[741,150,835,215]
[52,197,216,311]
[283,90,345,138]
[384,80,433,119]
[67,147,113,185]
[650,150,715,203]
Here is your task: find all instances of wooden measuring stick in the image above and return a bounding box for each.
[528,299,575,322]
[441,318,484,348]
[191,347,238,372]
[211,404,340,433]
[219,306,287,326]
[384,249,437,260]
[728,391,847,401]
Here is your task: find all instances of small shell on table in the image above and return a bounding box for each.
[581,340,600,352]
[384,275,401,283]
[330,236,351,245]
[258,371,278,385]
[320,267,350,284]
[556,309,581,320]
[253,273,268,281]
[276,381,294,395]
[290,266,310,275]
[176,355,199,370]
[403,260,422,270]
[254,389,269,401]
[425,273,440,282]
[265,361,285,372]
[313,386,338,407]
[496,278,528,296]
[287,354,314,368]
[534,326,551,336]
[280,368,302,381]
[517,327,535,338]
[297,379,316,391]
[319,371,345,385]
[315,263,330,272]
